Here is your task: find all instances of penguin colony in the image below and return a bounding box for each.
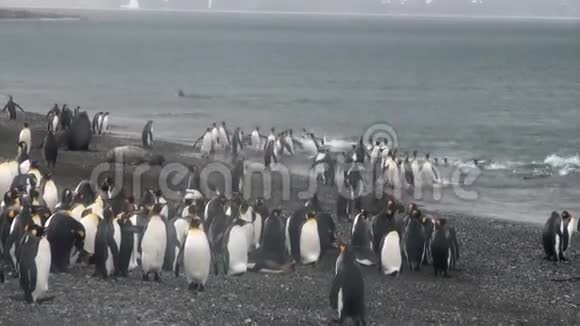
[0,103,576,325]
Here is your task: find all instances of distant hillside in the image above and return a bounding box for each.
[0,8,80,19]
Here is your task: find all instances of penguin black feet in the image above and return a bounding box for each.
[198,284,205,292]
[142,273,149,281]
[188,282,199,291]
[154,273,161,283]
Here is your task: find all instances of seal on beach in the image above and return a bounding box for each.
[330,243,367,326]
[2,96,25,120]
[140,204,167,281]
[402,209,425,271]
[542,211,572,262]
[45,212,85,273]
[105,146,165,166]
[18,223,51,303]
[92,112,103,134]
[222,218,249,276]
[176,217,211,291]
[66,111,92,151]
[59,105,73,130]
[351,210,375,267]
[94,206,121,279]
[141,120,154,149]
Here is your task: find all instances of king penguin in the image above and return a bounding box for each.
[42,130,58,171]
[431,218,452,277]
[93,206,121,279]
[140,204,167,281]
[298,211,321,265]
[379,229,402,276]
[142,120,154,149]
[543,211,571,262]
[176,216,211,291]
[402,208,425,271]
[18,123,32,156]
[18,223,51,303]
[350,210,376,267]
[248,209,294,274]
[330,243,367,326]
[92,112,102,134]
[222,218,249,276]
[102,112,110,134]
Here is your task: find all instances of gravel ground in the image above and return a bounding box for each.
[0,113,578,325]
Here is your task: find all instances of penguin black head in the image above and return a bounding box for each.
[102,205,114,221]
[189,217,203,229]
[23,122,29,128]
[187,203,202,218]
[25,223,45,237]
[435,218,447,228]
[101,176,114,192]
[150,203,164,217]
[386,200,395,213]
[212,122,217,127]
[307,210,317,219]
[410,209,422,219]
[271,209,281,217]
[562,211,571,220]
[359,209,368,220]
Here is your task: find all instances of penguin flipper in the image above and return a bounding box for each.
[329,272,342,310]
[174,238,186,277]
[108,223,120,271]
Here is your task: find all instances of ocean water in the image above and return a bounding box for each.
[0,11,579,223]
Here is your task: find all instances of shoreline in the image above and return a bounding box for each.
[0,111,578,324]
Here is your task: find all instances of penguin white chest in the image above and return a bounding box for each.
[129,214,139,271]
[381,231,402,275]
[32,236,51,302]
[141,218,167,273]
[173,218,189,246]
[183,230,211,285]
[43,180,59,212]
[252,213,262,249]
[300,219,321,264]
[227,225,248,275]
[80,214,99,255]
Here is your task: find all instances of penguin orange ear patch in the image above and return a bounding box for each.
[31,229,37,236]
[339,243,346,252]
[78,230,85,238]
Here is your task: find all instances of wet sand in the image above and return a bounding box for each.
[0,112,578,325]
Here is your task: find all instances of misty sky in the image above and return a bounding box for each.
[0,0,578,17]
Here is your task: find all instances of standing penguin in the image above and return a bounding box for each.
[18,224,51,303]
[379,229,402,276]
[176,217,211,291]
[102,112,110,134]
[370,201,397,255]
[564,213,578,255]
[218,121,230,149]
[249,209,293,273]
[18,123,32,155]
[252,198,267,250]
[299,211,321,265]
[231,127,243,158]
[141,120,154,149]
[251,127,262,150]
[330,243,367,326]
[431,218,452,277]
[94,206,121,279]
[42,130,58,170]
[2,96,25,120]
[543,211,572,262]
[402,209,425,271]
[80,213,100,264]
[351,210,376,267]
[92,112,103,134]
[140,204,167,281]
[47,105,60,133]
[222,218,249,276]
